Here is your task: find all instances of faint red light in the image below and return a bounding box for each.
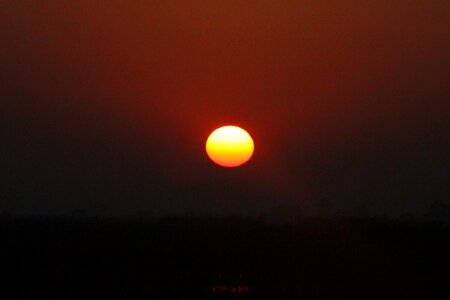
[212,285,249,294]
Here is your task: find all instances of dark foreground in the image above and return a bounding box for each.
[1,216,449,299]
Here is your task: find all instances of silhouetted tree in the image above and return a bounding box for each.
[428,200,450,221]
[351,205,370,218]
[316,197,333,217]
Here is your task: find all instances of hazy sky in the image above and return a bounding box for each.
[1,1,449,216]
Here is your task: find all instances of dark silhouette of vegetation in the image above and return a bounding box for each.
[1,214,449,299]
[427,200,450,222]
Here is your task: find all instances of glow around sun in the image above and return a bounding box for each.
[206,125,254,167]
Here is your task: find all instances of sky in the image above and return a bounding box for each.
[1,1,449,216]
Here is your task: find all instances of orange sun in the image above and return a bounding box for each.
[206,126,254,167]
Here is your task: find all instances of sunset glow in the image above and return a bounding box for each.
[206,126,254,167]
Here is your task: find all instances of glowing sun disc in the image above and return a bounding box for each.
[206,125,254,167]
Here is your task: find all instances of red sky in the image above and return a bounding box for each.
[1,1,449,216]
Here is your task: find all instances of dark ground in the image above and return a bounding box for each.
[1,215,449,299]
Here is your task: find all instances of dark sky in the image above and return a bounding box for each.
[1,1,449,216]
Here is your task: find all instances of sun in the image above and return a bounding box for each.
[206,126,254,167]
